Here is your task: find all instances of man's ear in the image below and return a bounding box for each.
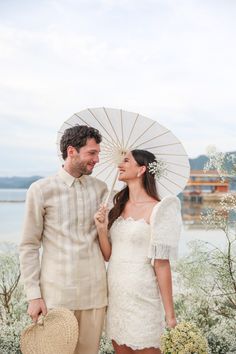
[67,146,76,157]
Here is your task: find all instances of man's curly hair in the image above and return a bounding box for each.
[60,125,102,160]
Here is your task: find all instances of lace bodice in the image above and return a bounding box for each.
[109,216,151,264]
[109,195,182,263]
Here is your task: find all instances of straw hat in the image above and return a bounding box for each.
[20,308,79,354]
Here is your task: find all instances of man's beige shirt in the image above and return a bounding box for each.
[19,168,108,310]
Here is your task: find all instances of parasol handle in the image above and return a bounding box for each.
[104,170,119,205]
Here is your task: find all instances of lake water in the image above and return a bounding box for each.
[0,188,27,202]
[0,189,228,255]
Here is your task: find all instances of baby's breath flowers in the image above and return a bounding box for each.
[200,193,236,231]
[148,159,167,181]
[220,193,236,212]
[200,208,229,231]
[160,322,208,354]
[204,145,234,181]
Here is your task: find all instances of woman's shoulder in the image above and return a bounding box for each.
[159,195,180,208]
[153,195,180,211]
[150,195,181,223]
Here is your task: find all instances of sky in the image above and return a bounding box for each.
[0,0,235,176]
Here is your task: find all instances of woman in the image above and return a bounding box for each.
[95,149,182,354]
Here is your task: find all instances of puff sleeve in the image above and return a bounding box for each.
[148,195,182,261]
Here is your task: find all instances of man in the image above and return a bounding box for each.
[19,125,108,354]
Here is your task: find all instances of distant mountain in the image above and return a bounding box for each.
[189,155,209,170]
[0,151,235,189]
[189,151,236,171]
[0,176,42,189]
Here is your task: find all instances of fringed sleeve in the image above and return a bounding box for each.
[148,195,182,262]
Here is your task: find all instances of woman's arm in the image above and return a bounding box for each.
[94,205,112,261]
[154,259,177,328]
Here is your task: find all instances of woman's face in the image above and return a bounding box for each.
[118,151,140,182]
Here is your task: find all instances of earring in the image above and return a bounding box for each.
[137,173,140,177]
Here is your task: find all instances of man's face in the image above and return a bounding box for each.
[69,138,100,175]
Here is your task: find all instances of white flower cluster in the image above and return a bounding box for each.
[148,159,167,181]
[204,145,234,181]
[160,321,209,354]
[200,208,229,230]
[201,192,236,231]
[220,193,236,211]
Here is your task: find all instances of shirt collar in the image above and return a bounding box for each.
[58,168,86,187]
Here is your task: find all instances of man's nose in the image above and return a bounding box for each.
[94,154,99,163]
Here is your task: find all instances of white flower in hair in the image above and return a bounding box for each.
[148,159,167,181]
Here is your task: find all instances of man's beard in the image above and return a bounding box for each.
[76,162,94,175]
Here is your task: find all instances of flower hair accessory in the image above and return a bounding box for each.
[148,159,167,181]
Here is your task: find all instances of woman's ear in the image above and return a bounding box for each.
[139,165,147,176]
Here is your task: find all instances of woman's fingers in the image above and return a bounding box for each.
[95,211,105,223]
[95,204,108,225]
[99,207,107,218]
[99,204,108,213]
[96,211,104,219]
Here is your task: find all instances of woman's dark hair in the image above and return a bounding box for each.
[108,149,160,229]
[60,125,102,160]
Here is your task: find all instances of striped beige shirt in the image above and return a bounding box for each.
[19,168,108,310]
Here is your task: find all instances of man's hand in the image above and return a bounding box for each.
[27,298,47,323]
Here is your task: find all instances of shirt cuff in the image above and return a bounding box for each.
[26,287,42,301]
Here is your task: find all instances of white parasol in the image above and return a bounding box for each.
[57,107,190,199]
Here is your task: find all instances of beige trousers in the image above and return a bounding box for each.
[73,307,106,354]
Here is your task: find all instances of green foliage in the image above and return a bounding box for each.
[0,243,29,353]
[175,236,236,353]
[0,314,30,354]
[99,334,115,354]
[0,244,23,319]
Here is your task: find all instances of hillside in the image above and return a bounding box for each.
[0,176,42,189]
[0,152,235,189]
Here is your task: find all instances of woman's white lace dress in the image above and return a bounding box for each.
[106,195,182,350]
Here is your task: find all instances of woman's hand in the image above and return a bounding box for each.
[166,316,177,328]
[94,204,111,261]
[94,204,108,231]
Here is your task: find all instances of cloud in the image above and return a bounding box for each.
[0,0,235,175]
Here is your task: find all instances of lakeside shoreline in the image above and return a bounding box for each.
[0,200,25,203]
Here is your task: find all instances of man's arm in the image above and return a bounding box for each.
[19,182,47,322]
